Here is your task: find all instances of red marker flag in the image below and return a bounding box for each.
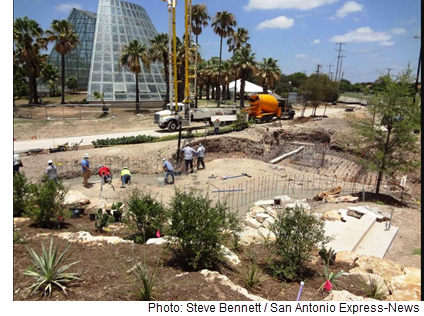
[156,230,161,238]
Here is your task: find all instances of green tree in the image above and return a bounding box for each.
[349,68,421,195]
[256,57,282,94]
[299,74,339,116]
[191,3,211,107]
[287,72,308,89]
[149,33,172,104]
[46,20,81,104]
[120,40,151,113]
[232,48,257,108]
[339,79,353,92]
[66,76,78,94]
[212,11,237,105]
[227,27,250,102]
[40,64,61,96]
[13,17,48,104]
[13,65,29,100]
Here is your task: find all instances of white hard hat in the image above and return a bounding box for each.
[14,154,20,160]
[162,158,166,162]
[48,160,53,164]
[84,154,90,159]
[123,166,128,169]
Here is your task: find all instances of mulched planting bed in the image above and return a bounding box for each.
[14,217,370,301]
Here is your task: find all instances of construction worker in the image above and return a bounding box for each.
[181,144,196,175]
[45,160,58,182]
[120,167,131,188]
[98,165,112,185]
[196,143,206,170]
[214,119,220,135]
[162,158,175,184]
[13,154,23,174]
[81,154,91,188]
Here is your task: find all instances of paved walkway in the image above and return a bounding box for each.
[13,129,179,153]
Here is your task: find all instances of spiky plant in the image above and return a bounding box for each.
[95,209,115,233]
[24,238,81,296]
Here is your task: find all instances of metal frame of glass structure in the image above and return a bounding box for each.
[87,0,166,102]
[47,9,97,90]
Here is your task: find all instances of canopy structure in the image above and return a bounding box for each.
[228,80,271,94]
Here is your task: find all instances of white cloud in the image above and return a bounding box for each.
[257,16,295,30]
[335,1,363,18]
[391,28,406,35]
[331,27,392,44]
[380,41,396,47]
[245,0,339,11]
[311,39,321,44]
[296,54,308,58]
[54,3,82,13]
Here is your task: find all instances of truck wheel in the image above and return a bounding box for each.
[168,120,178,132]
[260,117,267,124]
[159,124,168,130]
[266,116,273,123]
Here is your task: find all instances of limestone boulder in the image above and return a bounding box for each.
[258,227,276,241]
[63,190,90,207]
[323,290,377,301]
[349,256,405,280]
[315,187,342,201]
[263,217,275,229]
[265,206,278,218]
[238,227,265,246]
[254,200,275,207]
[386,267,421,301]
[285,201,311,212]
[336,251,359,266]
[256,213,271,223]
[244,217,262,229]
[221,246,241,266]
[324,210,342,221]
[250,206,266,217]
[337,196,359,203]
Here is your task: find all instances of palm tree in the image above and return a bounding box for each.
[212,11,237,105]
[191,3,211,107]
[46,20,80,104]
[256,57,282,94]
[120,40,151,113]
[150,33,171,104]
[13,16,48,104]
[232,47,257,108]
[227,27,250,102]
[221,60,233,101]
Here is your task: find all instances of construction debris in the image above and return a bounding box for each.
[269,146,305,164]
[314,186,342,201]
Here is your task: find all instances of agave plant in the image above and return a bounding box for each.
[24,238,81,296]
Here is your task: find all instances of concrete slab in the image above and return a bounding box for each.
[254,200,275,207]
[325,215,376,253]
[347,205,390,222]
[354,222,399,259]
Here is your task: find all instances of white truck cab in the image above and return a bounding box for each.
[154,103,239,132]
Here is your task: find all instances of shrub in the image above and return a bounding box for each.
[13,172,30,217]
[95,209,115,233]
[168,189,240,270]
[267,205,331,281]
[124,190,168,243]
[319,247,337,266]
[24,238,81,296]
[13,225,27,244]
[24,177,68,228]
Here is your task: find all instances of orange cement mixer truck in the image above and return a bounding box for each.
[246,94,295,123]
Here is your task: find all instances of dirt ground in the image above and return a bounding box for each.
[13,103,421,301]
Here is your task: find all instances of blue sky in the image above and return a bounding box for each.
[14,0,421,83]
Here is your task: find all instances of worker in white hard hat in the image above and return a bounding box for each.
[45,159,58,182]
[13,154,23,174]
[120,166,131,188]
[162,158,175,184]
[81,154,91,188]
[181,144,196,175]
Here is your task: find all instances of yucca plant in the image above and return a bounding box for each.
[95,209,115,233]
[24,238,81,296]
[242,256,265,289]
[356,274,388,300]
[132,260,159,301]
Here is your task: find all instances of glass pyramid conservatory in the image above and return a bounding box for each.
[48,0,166,102]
